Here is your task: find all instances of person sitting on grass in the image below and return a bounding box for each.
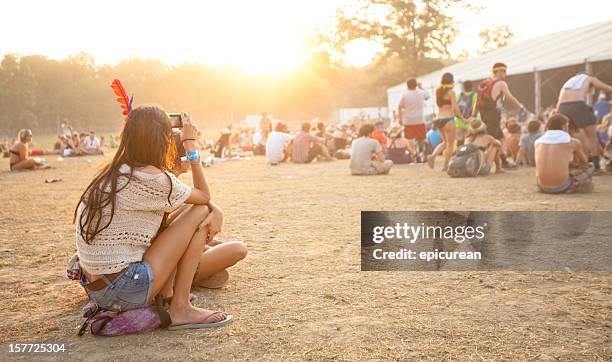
[350,124,393,175]
[426,123,442,156]
[291,122,333,163]
[465,119,503,175]
[371,121,387,153]
[504,118,522,163]
[332,123,351,152]
[535,114,593,194]
[385,126,414,164]
[8,129,48,171]
[82,131,103,155]
[163,133,247,292]
[265,122,292,165]
[516,119,542,166]
[72,106,232,330]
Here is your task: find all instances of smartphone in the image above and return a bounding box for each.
[168,112,183,128]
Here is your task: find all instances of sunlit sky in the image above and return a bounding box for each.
[1,0,610,73]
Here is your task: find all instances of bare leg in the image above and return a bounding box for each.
[193,241,247,284]
[144,205,226,325]
[316,143,333,160]
[442,123,456,172]
[582,125,600,157]
[427,138,446,169]
[11,159,39,170]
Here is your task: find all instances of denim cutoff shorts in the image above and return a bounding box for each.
[81,261,154,312]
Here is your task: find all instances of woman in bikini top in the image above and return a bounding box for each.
[8,129,45,171]
[427,72,467,172]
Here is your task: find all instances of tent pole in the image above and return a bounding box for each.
[585,60,593,105]
[534,69,541,113]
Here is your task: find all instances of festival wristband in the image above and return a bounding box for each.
[182,138,196,143]
[180,156,189,163]
[187,151,200,161]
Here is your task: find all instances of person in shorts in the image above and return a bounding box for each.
[397,78,429,162]
[535,114,593,194]
[557,73,612,173]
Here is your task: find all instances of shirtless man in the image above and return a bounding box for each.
[557,73,612,173]
[475,63,525,169]
[535,114,593,194]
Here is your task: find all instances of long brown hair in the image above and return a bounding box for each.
[73,105,176,243]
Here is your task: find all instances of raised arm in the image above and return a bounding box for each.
[591,77,612,94]
[181,114,211,205]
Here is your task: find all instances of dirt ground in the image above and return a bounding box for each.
[0,154,611,361]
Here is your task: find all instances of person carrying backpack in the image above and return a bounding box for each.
[455,80,478,146]
[474,62,525,169]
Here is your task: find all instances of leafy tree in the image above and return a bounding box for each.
[320,0,476,66]
[478,25,514,54]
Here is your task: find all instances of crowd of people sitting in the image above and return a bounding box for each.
[5,62,611,195]
[244,62,612,194]
[2,120,117,171]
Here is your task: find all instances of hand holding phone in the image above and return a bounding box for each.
[168,112,183,128]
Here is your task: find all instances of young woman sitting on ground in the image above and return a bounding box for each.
[8,129,48,171]
[465,119,503,175]
[73,106,232,330]
[162,133,247,293]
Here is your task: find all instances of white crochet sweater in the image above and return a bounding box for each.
[75,164,191,274]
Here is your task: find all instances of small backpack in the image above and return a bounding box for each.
[476,79,500,112]
[78,300,170,337]
[447,144,483,178]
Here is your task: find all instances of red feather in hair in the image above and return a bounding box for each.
[110,79,132,116]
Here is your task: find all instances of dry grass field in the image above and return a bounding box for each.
[1,154,611,360]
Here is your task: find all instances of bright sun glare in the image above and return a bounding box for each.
[3,0,608,74]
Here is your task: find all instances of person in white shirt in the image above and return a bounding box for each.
[83,131,103,155]
[397,78,430,162]
[265,123,292,165]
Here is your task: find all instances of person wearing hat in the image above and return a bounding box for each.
[474,62,525,169]
[464,119,503,175]
[8,129,47,171]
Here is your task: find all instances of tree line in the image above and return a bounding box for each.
[0,0,509,136]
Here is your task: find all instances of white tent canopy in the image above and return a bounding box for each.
[387,21,612,117]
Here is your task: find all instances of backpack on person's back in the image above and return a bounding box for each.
[447,144,483,177]
[457,92,476,119]
[476,79,500,112]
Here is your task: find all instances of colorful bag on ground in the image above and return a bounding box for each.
[78,301,170,337]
